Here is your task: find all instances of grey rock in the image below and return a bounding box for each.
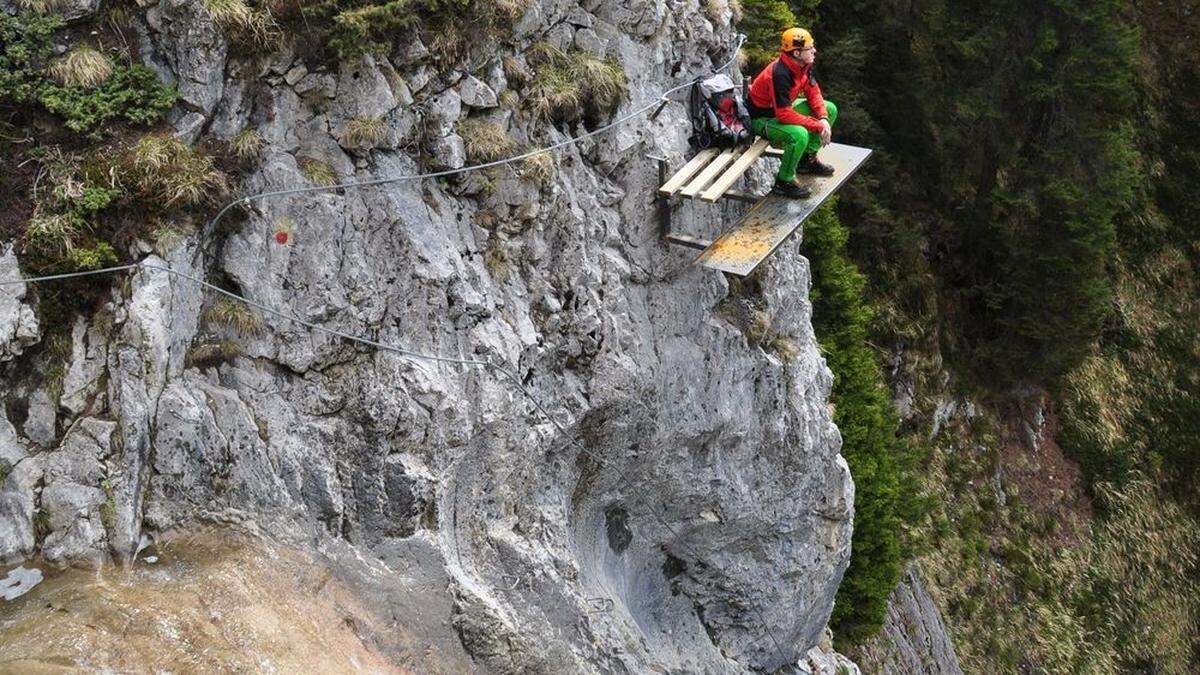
[545,22,575,50]
[0,246,39,363]
[574,27,608,55]
[295,72,336,98]
[22,388,57,449]
[41,0,98,21]
[8,3,883,673]
[394,38,430,65]
[173,110,207,143]
[379,62,414,107]
[854,566,965,675]
[61,316,108,417]
[39,418,115,563]
[427,133,466,170]
[406,65,432,95]
[0,409,37,563]
[284,63,308,86]
[144,0,227,116]
[335,56,399,120]
[566,6,596,27]
[424,89,462,138]
[457,74,498,109]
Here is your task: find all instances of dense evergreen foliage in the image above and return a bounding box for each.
[817,0,1140,387]
[802,0,1200,668]
[802,203,926,644]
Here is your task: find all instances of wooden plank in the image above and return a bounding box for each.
[679,147,741,198]
[695,143,872,276]
[699,138,771,203]
[658,148,720,196]
[765,146,783,157]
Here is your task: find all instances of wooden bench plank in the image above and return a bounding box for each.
[695,143,872,276]
[679,147,741,198]
[699,138,771,203]
[658,148,720,196]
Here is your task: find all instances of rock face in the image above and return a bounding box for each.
[854,567,965,675]
[0,247,39,363]
[0,1,860,672]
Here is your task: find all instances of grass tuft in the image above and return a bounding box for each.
[33,508,51,541]
[458,119,517,163]
[203,297,264,336]
[47,47,114,89]
[130,135,228,208]
[230,129,263,162]
[25,213,81,258]
[339,116,386,149]
[521,151,555,186]
[202,0,280,45]
[187,338,243,369]
[297,156,339,186]
[13,0,69,13]
[527,43,627,122]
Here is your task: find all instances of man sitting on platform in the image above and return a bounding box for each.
[747,27,837,199]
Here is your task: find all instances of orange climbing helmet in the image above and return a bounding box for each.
[781,27,815,53]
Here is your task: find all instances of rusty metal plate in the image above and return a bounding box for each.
[694,143,872,276]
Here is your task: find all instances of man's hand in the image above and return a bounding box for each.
[818,119,832,146]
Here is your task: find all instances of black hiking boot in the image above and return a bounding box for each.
[797,154,835,177]
[772,178,812,199]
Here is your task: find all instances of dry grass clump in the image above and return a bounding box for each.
[483,236,511,281]
[187,338,243,369]
[502,55,531,86]
[230,129,263,162]
[24,213,81,258]
[488,0,533,22]
[457,119,517,163]
[498,89,520,110]
[521,151,555,186]
[339,116,387,149]
[130,135,228,207]
[47,47,114,88]
[13,0,69,13]
[202,0,280,45]
[203,297,264,336]
[297,157,338,186]
[527,43,628,122]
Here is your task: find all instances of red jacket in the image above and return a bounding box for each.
[748,52,828,132]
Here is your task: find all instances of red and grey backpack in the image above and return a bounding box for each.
[689,73,751,149]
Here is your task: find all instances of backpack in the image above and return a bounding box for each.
[689,73,752,149]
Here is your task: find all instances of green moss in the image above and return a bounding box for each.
[63,242,118,270]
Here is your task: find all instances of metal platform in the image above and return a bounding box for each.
[656,142,872,277]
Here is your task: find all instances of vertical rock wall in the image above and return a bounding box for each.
[0,1,858,671]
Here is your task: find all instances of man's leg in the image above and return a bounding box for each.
[751,117,810,182]
[792,100,838,175]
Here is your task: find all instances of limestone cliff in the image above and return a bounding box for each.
[0,1,862,671]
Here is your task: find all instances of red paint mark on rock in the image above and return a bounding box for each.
[274,230,289,245]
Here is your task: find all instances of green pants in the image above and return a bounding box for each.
[751,99,838,182]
